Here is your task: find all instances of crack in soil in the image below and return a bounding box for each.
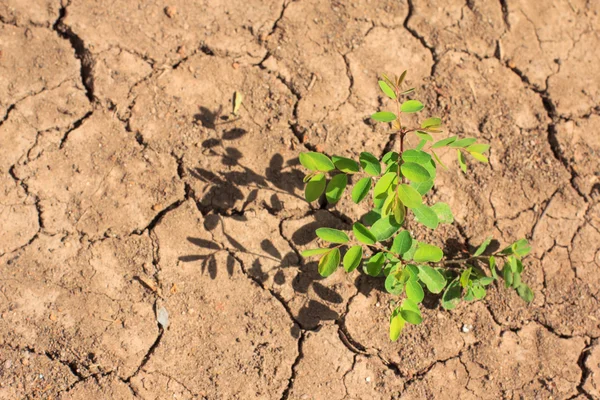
[280,330,305,400]
[53,2,95,102]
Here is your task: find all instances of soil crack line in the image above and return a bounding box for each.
[53,2,95,102]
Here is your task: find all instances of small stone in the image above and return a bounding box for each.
[4,360,12,369]
[157,306,169,329]
[164,6,176,18]
[232,62,240,69]
[462,324,473,333]
[49,313,57,321]
[365,376,371,383]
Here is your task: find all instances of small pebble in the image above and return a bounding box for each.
[462,324,473,333]
[157,306,170,329]
[365,376,371,383]
[164,6,176,18]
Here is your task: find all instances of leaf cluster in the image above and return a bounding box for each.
[299,71,532,340]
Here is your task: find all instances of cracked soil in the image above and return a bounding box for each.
[1,0,599,399]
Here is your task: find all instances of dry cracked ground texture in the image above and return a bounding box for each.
[0,0,599,399]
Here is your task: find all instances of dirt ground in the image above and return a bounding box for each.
[0,0,599,398]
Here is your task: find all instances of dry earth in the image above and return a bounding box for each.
[0,0,599,399]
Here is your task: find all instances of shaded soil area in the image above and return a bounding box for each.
[1,0,599,399]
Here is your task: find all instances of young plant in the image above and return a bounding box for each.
[299,71,533,341]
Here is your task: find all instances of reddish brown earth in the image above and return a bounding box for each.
[0,0,599,399]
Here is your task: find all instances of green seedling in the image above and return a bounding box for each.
[299,71,533,341]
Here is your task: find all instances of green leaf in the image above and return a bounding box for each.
[430,202,454,224]
[474,236,493,257]
[405,264,419,279]
[470,152,489,163]
[400,310,422,325]
[508,256,518,273]
[331,156,360,173]
[397,184,422,209]
[457,150,467,173]
[512,271,521,289]
[517,283,534,303]
[463,287,475,301]
[422,159,437,180]
[431,150,448,170]
[391,230,412,256]
[378,80,396,99]
[371,111,397,122]
[513,239,531,257]
[353,222,377,245]
[476,277,495,286]
[405,280,424,303]
[385,273,404,295]
[413,243,444,263]
[305,173,326,202]
[489,256,498,279]
[431,136,457,149]
[374,172,397,200]
[397,70,408,86]
[413,204,439,230]
[503,265,513,288]
[381,73,395,88]
[365,252,386,276]
[400,100,424,113]
[318,248,340,277]
[460,267,472,288]
[382,151,398,165]
[401,162,431,183]
[359,152,381,176]
[301,248,331,257]
[402,298,420,313]
[299,152,335,172]
[325,174,347,204]
[389,311,405,341]
[343,245,362,272]
[442,279,462,310]
[466,143,490,154]
[352,177,372,204]
[417,265,447,293]
[385,162,399,174]
[316,228,349,244]
[450,138,477,148]
[421,117,442,129]
[472,284,486,299]
[380,190,394,213]
[392,197,406,225]
[415,131,433,141]
[402,241,418,261]
[411,180,434,196]
[370,216,402,241]
[402,150,432,165]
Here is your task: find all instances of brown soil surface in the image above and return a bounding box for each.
[1,0,599,399]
